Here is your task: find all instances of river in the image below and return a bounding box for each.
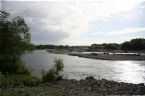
[22,50,145,84]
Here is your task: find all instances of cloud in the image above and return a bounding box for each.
[106,27,145,35]
[85,27,145,37]
[32,30,69,44]
[2,0,145,45]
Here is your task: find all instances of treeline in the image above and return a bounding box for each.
[87,43,119,51]
[36,45,89,52]
[36,45,69,50]
[36,38,145,52]
[88,38,145,52]
[121,38,145,51]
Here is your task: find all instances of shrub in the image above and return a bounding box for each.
[54,58,64,74]
[42,58,64,82]
[42,69,57,82]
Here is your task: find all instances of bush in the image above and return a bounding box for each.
[42,58,64,82]
[54,58,64,74]
[42,69,57,82]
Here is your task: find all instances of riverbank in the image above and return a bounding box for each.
[68,53,145,60]
[47,49,145,60]
[47,49,71,54]
[1,77,145,96]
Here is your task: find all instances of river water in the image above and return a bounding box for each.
[22,50,145,84]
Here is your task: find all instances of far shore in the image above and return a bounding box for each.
[47,49,145,60]
[68,53,145,61]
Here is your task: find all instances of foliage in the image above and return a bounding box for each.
[121,38,145,51]
[42,69,57,83]
[42,58,64,82]
[36,45,69,50]
[121,41,130,51]
[88,43,119,51]
[0,10,34,74]
[104,43,119,51]
[88,38,145,52]
[88,44,103,51]
[54,58,64,72]
[0,74,41,87]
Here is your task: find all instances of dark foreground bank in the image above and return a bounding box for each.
[1,77,145,96]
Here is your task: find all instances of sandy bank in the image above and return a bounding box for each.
[68,53,145,60]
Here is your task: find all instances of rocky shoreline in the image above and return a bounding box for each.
[1,77,145,96]
[68,53,145,60]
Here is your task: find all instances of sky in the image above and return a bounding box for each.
[1,0,145,45]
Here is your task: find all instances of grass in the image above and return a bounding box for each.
[0,74,41,87]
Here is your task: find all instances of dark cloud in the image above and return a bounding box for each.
[2,1,69,45]
[32,30,69,44]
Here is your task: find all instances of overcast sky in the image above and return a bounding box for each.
[1,0,145,45]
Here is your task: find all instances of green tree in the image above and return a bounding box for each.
[104,43,119,51]
[130,38,145,50]
[0,10,34,74]
[121,38,145,51]
[121,41,130,51]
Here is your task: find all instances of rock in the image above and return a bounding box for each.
[1,77,145,95]
[138,83,144,86]
[86,76,95,80]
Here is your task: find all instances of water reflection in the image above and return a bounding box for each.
[22,50,145,84]
[113,61,145,84]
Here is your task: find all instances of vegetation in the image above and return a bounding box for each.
[0,74,40,87]
[87,43,120,51]
[36,45,69,50]
[103,43,120,51]
[0,11,64,86]
[0,10,34,74]
[36,38,145,52]
[0,10,39,88]
[42,58,64,82]
[0,58,64,87]
[121,38,145,51]
[87,38,145,52]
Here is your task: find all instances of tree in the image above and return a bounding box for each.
[121,42,130,51]
[104,43,119,51]
[130,38,145,50]
[121,38,145,51]
[0,10,34,74]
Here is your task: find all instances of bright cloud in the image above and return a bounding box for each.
[106,27,145,35]
[87,27,145,36]
[2,0,145,45]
